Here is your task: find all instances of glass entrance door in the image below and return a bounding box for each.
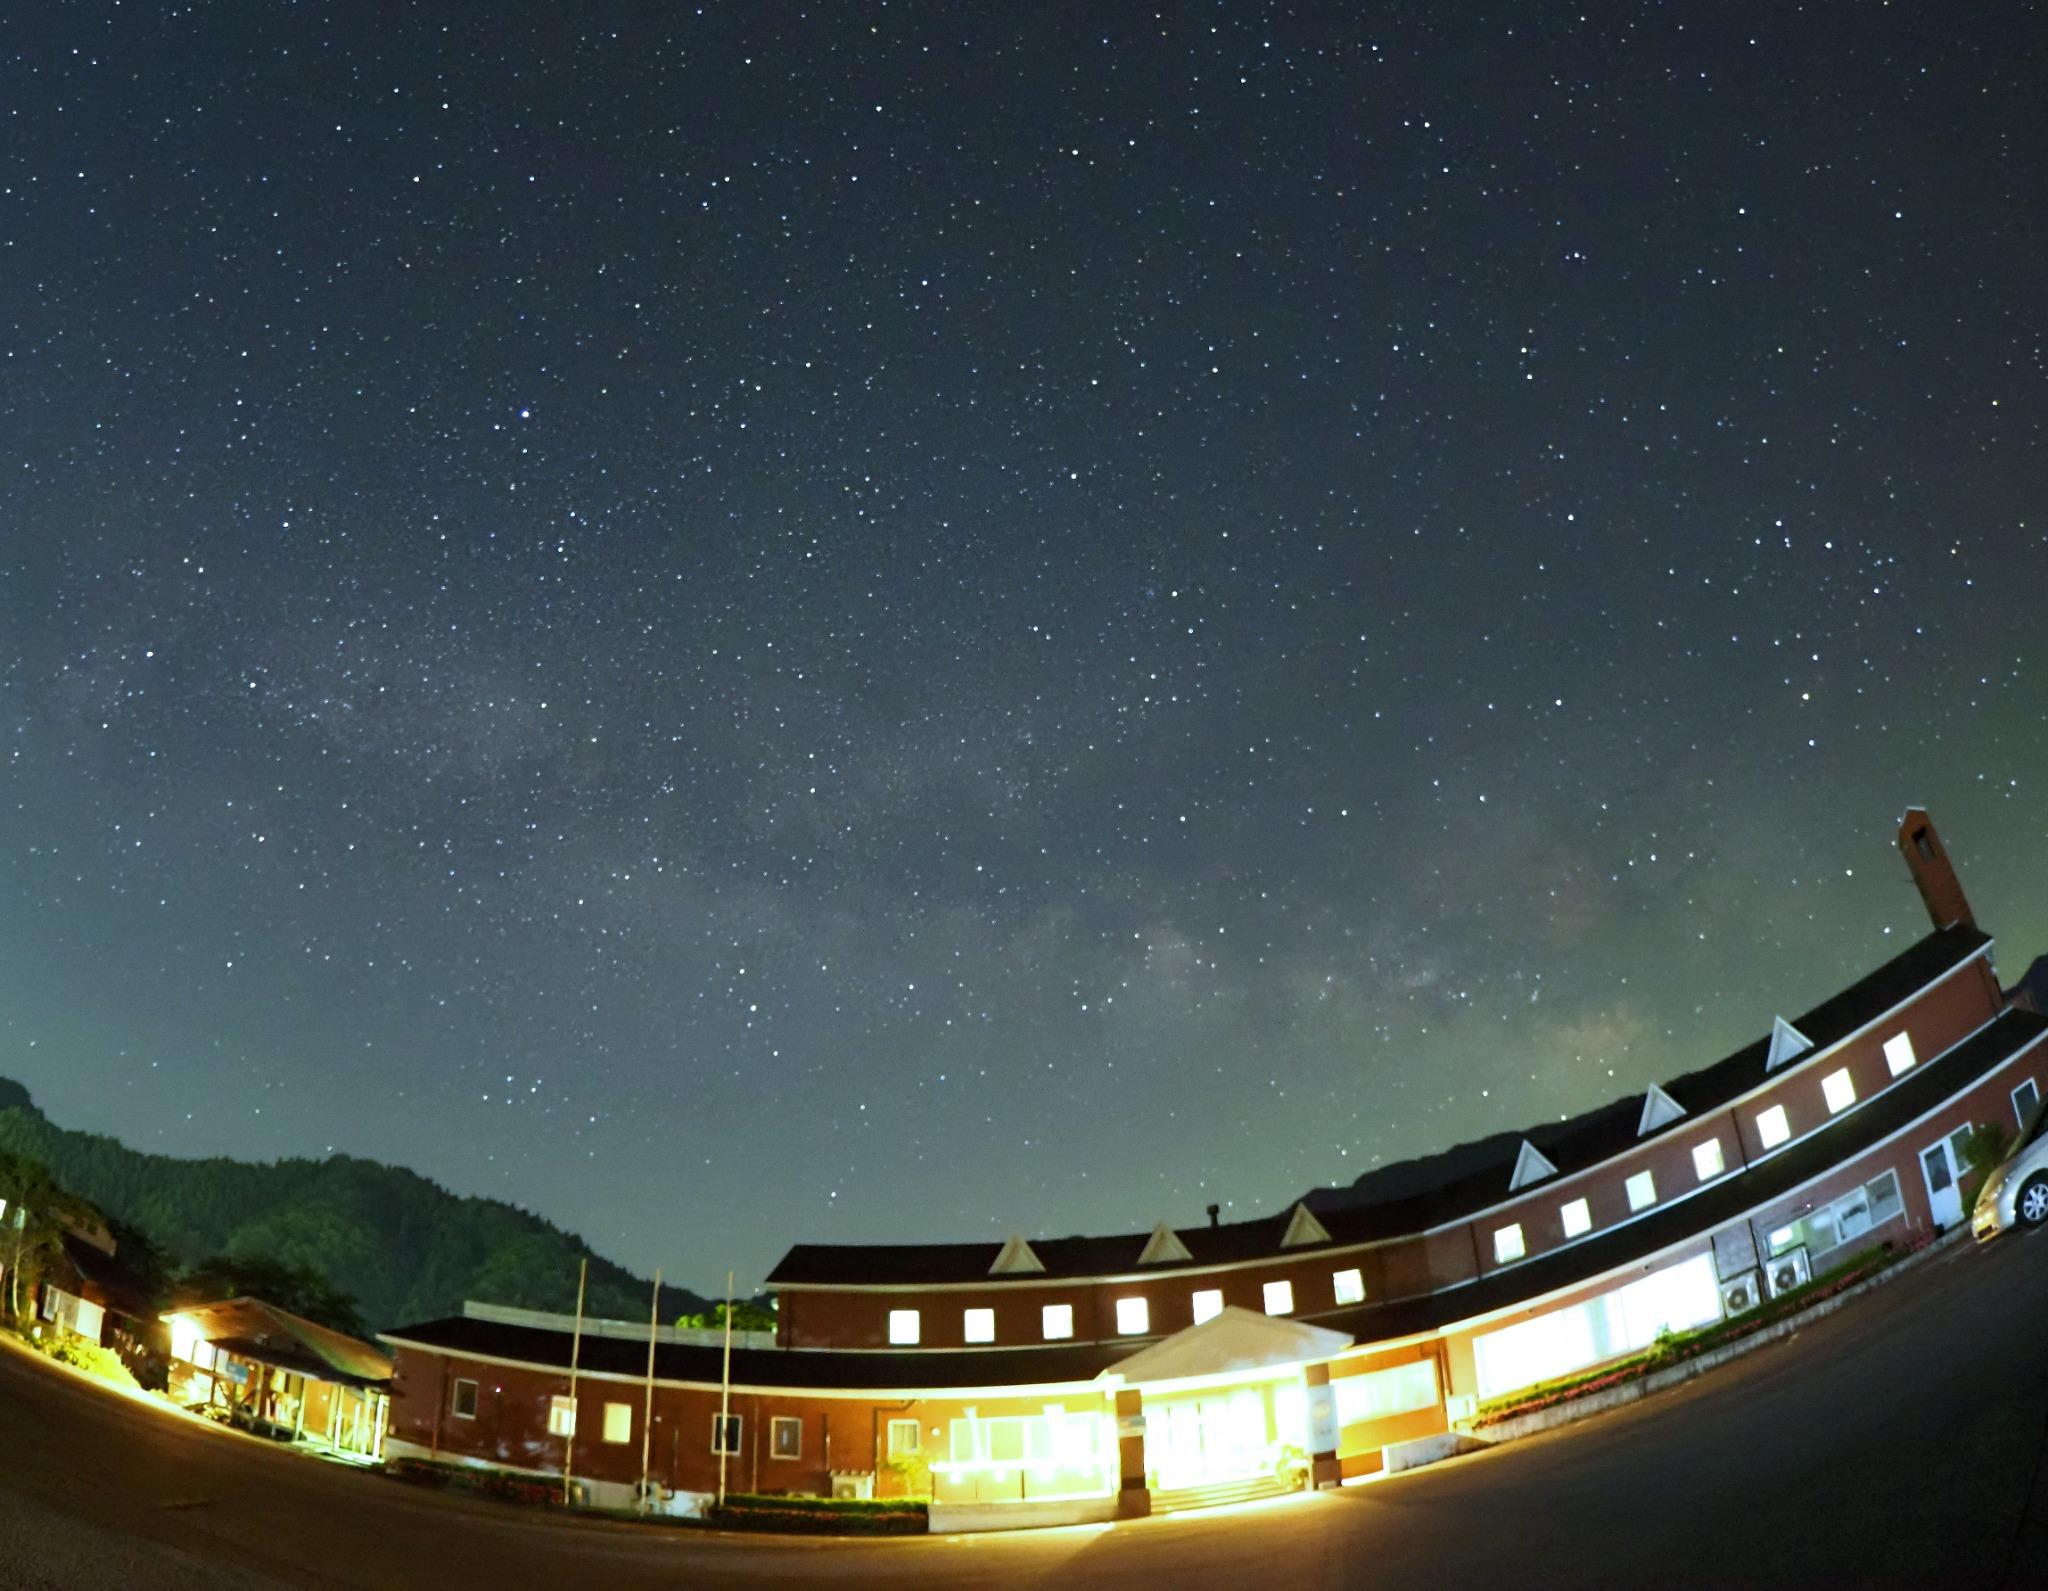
[1920,1127,1973,1228]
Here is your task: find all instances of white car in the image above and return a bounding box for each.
[1973,1108,2048,1240]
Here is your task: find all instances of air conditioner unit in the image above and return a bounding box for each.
[830,1472,874,1501]
[1444,1394,1477,1424]
[1719,1270,1761,1316]
[1765,1246,1810,1299]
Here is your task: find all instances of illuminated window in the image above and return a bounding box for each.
[1115,1296,1150,1335]
[1768,1225,1796,1251]
[1493,1223,1525,1264]
[450,1379,478,1420]
[886,1418,920,1457]
[1560,1198,1592,1238]
[546,1396,577,1438]
[963,1307,995,1344]
[1191,1288,1224,1324]
[1756,1103,1791,1149]
[1822,1068,1856,1114]
[1884,1033,1916,1076]
[602,1402,632,1444]
[1625,1170,1657,1212]
[1332,1268,1365,1306]
[711,1413,742,1455]
[1263,1279,1295,1316]
[1041,1303,1074,1340]
[1692,1139,1725,1181]
[887,1309,920,1346]
[771,1416,802,1459]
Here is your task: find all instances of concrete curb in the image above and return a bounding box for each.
[1475,1227,1970,1446]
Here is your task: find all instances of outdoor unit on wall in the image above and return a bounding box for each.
[1719,1270,1762,1316]
[1444,1394,1477,1425]
[831,1472,875,1501]
[1765,1246,1811,1299]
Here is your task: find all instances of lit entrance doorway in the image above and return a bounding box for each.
[1920,1125,1975,1228]
[1150,1385,1288,1489]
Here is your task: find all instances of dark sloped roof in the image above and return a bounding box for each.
[170,1297,392,1388]
[379,1315,1127,1390]
[767,925,1991,1287]
[390,1009,2046,1394]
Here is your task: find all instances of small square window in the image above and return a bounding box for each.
[1559,1198,1592,1238]
[1493,1223,1525,1264]
[886,1418,920,1457]
[1190,1288,1224,1324]
[546,1396,577,1438]
[1041,1303,1074,1340]
[1692,1139,1725,1181]
[771,1415,802,1460]
[1822,1068,1856,1115]
[1115,1296,1150,1335]
[711,1413,742,1455]
[1884,1033,1916,1077]
[602,1401,632,1444]
[963,1307,995,1344]
[2015,1078,2040,1126]
[887,1309,920,1346]
[1262,1279,1294,1316]
[1768,1225,1796,1253]
[1756,1103,1791,1150]
[1332,1267,1365,1306]
[1625,1170,1657,1211]
[451,1378,479,1420]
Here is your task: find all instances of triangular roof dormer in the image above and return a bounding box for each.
[1509,1139,1559,1191]
[1278,1202,1332,1249]
[1765,1016,1813,1072]
[1637,1083,1688,1137]
[989,1233,1046,1275]
[1136,1221,1194,1266]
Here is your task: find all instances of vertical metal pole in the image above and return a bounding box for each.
[716,1268,734,1508]
[562,1258,587,1506]
[639,1267,661,1510]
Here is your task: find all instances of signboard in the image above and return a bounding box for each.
[1114,1412,1147,1440]
[1307,1383,1339,1455]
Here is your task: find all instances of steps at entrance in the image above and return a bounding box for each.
[1151,1473,1298,1513]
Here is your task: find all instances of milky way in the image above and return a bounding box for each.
[2,5,2042,1291]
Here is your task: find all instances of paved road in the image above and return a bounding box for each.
[5,1232,2048,1590]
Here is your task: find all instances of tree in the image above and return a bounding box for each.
[0,1151,89,1324]
[677,1297,776,1333]
[175,1253,366,1338]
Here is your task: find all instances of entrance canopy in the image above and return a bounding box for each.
[1100,1306,1353,1389]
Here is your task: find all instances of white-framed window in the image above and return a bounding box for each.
[1332,1359,1440,1425]
[886,1418,920,1457]
[450,1378,479,1420]
[963,1307,995,1344]
[887,1308,920,1346]
[1756,1103,1791,1150]
[1625,1170,1657,1211]
[1493,1223,1525,1264]
[602,1402,632,1444]
[1041,1302,1074,1340]
[2014,1078,2040,1126]
[546,1396,577,1438]
[1262,1279,1294,1316]
[771,1415,802,1459]
[1559,1197,1592,1239]
[1692,1139,1726,1182]
[711,1413,742,1455]
[1115,1296,1150,1335]
[1883,1032,1916,1077]
[1821,1068,1856,1114]
[1332,1267,1365,1306]
[1191,1288,1224,1324]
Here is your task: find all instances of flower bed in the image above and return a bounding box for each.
[704,1493,928,1536]
[387,1457,563,1508]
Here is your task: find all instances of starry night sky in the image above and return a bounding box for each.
[2,4,2043,1294]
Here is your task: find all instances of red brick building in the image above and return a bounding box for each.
[380,809,2047,1527]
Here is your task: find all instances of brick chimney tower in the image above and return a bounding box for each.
[1897,807,1973,930]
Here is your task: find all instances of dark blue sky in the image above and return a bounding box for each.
[2,3,2042,1294]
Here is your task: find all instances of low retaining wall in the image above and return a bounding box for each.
[929,1495,1118,1534]
[1382,1432,1493,1474]
[1478,1227,1967,1445]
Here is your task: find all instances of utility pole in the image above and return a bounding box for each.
[716,1268,734,1509]
[562,1258,587,1506]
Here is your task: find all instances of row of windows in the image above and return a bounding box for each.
[1491,1030,1922,1266]
[882,1265,1371,1346]
[449,1380,811,1460]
